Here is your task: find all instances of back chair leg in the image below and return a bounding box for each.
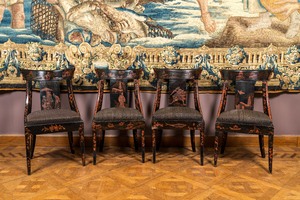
[68,131,75,154]
[141,129,145,163]
[259,134,266,158]
[79,124,85,166]
[220,132,227,154]
[156,129,162,151]
[190,130,196,152]
[30,134,36,159]
[214,132,220,167]
[99,130,105,152]
[152,129,156,163]
[268,133,274,174]
[133,129,139,152]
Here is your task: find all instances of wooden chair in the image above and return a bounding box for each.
[21,67,85,175]
[214,69,274,173]
[92,68,145,164]
[151,68,205,164]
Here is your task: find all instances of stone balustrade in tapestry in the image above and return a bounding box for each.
[0,40,299,92]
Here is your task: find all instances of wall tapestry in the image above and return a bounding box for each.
[0,0,299,92]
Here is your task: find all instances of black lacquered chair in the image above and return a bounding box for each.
[21,67,85,175]
[214,69,274,173]
[151,68,205,164]
[92,68,145,164]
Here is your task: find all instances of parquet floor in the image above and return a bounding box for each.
[0,146,299,200]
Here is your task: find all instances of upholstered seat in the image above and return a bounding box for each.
[216,109,273,127]
[94,107,144,122]
[153,106,203,122]
[26,109,82,126]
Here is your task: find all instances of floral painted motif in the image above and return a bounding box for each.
[42,125,66,132]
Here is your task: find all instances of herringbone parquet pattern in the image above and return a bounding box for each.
[0,146,299,200]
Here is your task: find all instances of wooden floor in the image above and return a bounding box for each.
[0,146,299,200]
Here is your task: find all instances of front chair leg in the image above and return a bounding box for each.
[79,124,85,166]
[68,131,75,154]
[152,129,156,163]
[199,128,204,165]
[259,134,266,158]
[214,131,220,167]
[92,127,98,165]
[268,133,274,174]
[25,130,32,175]
[190,130,196,152]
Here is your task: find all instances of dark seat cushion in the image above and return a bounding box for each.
[26,109,82,126]
[153,106,203,122]
[216,109,273,127]
[94,107,144,122]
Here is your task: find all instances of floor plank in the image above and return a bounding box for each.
[0,146,299,200]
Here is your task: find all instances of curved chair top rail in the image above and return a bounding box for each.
[154,68,202,80]
[95,68,142,80]
[20,68,75,81]
[220,69,273,81]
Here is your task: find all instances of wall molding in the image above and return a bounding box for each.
[1,135,299,147]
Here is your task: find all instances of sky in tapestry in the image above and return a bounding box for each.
[0,0,255,48]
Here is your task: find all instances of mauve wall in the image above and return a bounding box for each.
[0,91,299,136]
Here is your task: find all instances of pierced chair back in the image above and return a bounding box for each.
[151,68,205,164]
[21,68,85,175]
[214,69,274,173]
[92,68,145,164]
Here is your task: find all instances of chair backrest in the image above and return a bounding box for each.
[95,68,142,108]
[153,68,202,107]
[220,69,273,110]
[21,68,77,114]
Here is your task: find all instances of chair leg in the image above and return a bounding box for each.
[133,129,139,152]
[25,130,32,175]
[99,130,105,152]
[214,131,220,167]
[268,133,274,174]
[156,129,162,151]
[30,134,36,159]
[220,132,227,154]
[259,134,266,158]
[152,129,156,163]
[79,124,85,166]
[190,130,196,152]
[68,131,75,154]
[199,129,204,165]
[92,127,97,165]
[141,129,145,163]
